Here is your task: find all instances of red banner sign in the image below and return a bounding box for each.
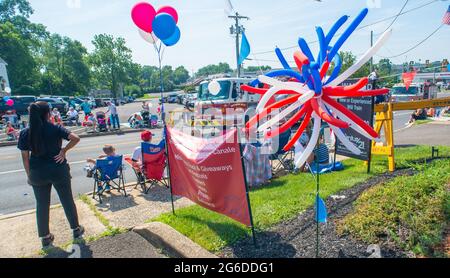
[167,127,251,226]
[402,71,417,91]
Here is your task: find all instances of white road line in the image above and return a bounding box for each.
[0,154,133,176]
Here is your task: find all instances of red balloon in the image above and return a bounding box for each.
[131,2,156,33]
[6,99,14,106]
[157,6,178,24]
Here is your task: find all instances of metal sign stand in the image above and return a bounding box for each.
[238,131,257,247]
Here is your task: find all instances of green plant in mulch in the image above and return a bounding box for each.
[153,146,450,252]
[337,159,450,257]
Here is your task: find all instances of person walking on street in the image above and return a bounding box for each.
[106,101,120,130]
[80,100,92,118]
[18,101,84,248]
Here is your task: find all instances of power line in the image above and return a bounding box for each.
[377,24,444,59]
[252,0,439,55]
[383,0,409,32]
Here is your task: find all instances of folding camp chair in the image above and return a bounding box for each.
[92,155,126,203]
[125,140,168,194]
[269,129,295,175]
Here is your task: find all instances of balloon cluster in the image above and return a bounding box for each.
[243,8,392,168]
[131,2,181,47]
[2,96,14,107]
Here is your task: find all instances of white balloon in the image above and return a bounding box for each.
[327,103,380,142]
[208,80,221,95]
[328,29,392,87]
[330,124,361,155]
[317,99,362,154]
[138,29,158,44]
[255,75,309,113]
[4,87,11,94]
[258,90,315,132]
[295,113,321,168]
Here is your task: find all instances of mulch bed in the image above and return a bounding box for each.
[219,168,417,258]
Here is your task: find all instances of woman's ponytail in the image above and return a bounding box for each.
[28,101,50,156]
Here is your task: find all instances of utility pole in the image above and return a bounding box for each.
[370,30,374,72]
[229,12,249,78]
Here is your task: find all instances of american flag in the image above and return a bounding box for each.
[443,5,450,25]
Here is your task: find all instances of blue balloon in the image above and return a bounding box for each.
[298,38,315,62]
[325,50,342,85]
[275,47,291,70]
[162,26,180,47]
[152,13,176,40]
[316,26,327,65]
[3,96,10,101]
[328,8,368,61]
[325,15,349,45]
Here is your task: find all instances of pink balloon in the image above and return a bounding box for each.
[156,6,178,24]
[131,2,156,33]
[6,99,14,106]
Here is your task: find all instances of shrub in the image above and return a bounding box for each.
[337,160,450,257]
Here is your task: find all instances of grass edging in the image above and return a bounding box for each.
[151,146,450,253]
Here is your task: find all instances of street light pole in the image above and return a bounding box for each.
[229,12,249,78]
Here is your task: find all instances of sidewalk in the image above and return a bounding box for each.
[0,184,192,258]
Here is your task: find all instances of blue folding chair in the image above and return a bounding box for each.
[270,129,294,174]
[92,155,126,203]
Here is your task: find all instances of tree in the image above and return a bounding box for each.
[196,62,231,77]
[173,66,190,85]
[89,34,133,97]
[245,65,271,73]
[39,34,90,95]
[0,22,37,91]
[0,0,47,91]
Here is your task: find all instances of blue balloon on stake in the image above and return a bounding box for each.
[152,13,176,40]
[3,96,10,101]
[162,26,180,47]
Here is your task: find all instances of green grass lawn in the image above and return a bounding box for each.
[337,159,450,257]
[414,119,433,126]
[138,94,161,100]
[152,146,450,252]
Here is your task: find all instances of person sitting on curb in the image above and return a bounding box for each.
[86,145,120,193]
[66,107,79,126]
[408,108,428,124]
[5,121,19,141]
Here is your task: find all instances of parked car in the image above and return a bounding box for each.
[37,97,69,114]
[167,93,179,103]
[0,95,36,117]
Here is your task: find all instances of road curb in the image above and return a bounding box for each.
[133,222,218,258]
[0,204,62,221]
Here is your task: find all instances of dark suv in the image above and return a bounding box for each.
[0,95,36,116]
[37,97,69,114]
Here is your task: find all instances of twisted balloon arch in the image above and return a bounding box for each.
[242,8,392,168]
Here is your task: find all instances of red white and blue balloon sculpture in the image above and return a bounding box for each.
[131,2,181,47]
[243,8,392,168]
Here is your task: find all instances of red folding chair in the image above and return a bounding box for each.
[125,140,168,194]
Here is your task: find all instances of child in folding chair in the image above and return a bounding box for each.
[86,145,119,194]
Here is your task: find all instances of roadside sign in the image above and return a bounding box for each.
[335,96,374,161]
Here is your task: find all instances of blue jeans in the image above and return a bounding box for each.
[111,114,120,129]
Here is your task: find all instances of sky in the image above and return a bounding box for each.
[28,0,450,73]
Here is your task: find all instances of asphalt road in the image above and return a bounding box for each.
[0,100,179,216]
[1,93,449,216]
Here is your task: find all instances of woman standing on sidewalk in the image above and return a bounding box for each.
[17,101,84,248]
